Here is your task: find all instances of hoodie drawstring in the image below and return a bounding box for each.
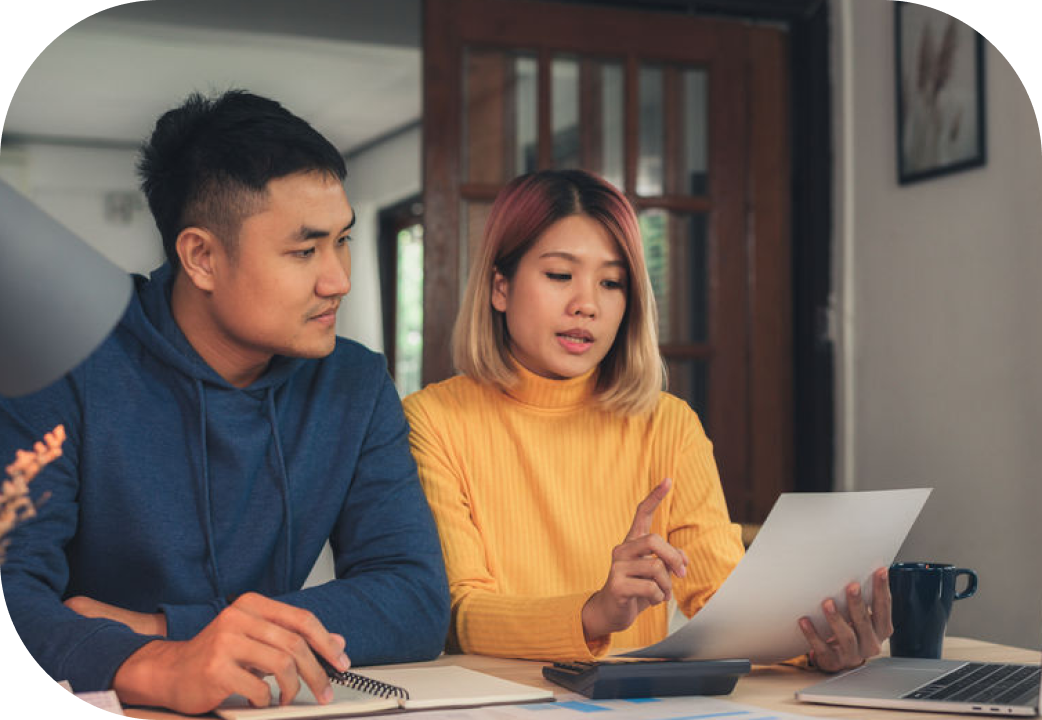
[193,382,294,601]
[267,388,294,593]
[195,379,224,599]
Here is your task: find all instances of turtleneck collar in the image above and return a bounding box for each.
[503,360,599,410]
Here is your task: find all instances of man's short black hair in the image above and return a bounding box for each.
[137,89,347,270]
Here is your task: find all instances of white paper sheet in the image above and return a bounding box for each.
[58,681,126,715]
[622,488,931,664]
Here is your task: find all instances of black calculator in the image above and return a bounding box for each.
[543,658,751,699]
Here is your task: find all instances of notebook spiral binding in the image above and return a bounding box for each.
[329,670,410,700]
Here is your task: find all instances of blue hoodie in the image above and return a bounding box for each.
[0,264,449,692]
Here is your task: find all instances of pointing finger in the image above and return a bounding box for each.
[625,478,671,541]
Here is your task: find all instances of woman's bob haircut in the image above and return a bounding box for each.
[452,169,664,415]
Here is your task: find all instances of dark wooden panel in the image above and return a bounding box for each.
[747,25,793,522]
[422,0,463,384]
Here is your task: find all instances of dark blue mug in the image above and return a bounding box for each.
[889,562,978,659]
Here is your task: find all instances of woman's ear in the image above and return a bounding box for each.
[490,267,509,313]
[176,227,220,293]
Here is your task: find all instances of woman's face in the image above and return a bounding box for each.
[491,214,628,380]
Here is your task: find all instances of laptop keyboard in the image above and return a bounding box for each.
[902,662,1041,706]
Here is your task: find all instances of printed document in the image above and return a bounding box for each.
[623,488,931,663]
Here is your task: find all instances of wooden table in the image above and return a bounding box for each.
[124,637,1038,720]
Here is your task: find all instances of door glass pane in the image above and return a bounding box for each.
[637,64,664,196]
[639,210,707,344]
[463,49,536,183]
[552,56,580,168]
[639,209,669,341]
[395,225,424,397]
[515,55,537,175]
[555,55,623,181]
[666,359,708,422]
[683,69,709,195]
[601,62,624,190]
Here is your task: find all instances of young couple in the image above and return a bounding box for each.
[0,90,890,716]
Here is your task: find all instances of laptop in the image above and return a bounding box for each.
[796,653,1042,716]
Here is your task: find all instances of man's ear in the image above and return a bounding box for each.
[490,267,509,313]
[176,227,220,292]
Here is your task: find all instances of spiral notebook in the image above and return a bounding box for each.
[215,665,555,719]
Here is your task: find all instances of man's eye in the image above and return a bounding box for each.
[295,248,316,258]
[337,235,351,246]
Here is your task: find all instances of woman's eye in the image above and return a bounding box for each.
[603,279,626,290]
[546,272,570,281]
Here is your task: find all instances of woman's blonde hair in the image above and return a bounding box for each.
[453,169,664,415]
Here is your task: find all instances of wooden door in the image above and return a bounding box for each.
[422,0,791,523]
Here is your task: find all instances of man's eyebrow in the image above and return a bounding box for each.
[293,213,357,242]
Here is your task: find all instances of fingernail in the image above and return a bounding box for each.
[824,599,836,614]
[320,686,334,704]
[851,584,861,597]
[338,654,350,671]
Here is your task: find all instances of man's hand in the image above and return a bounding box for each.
[581,478,688,642]
[798,567,894,673]
[111,593,350,715]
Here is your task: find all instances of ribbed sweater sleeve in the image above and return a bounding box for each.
[403,374,743,661]
[662,402,746,620]
[404,397,608,660]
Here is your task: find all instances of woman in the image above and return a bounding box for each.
[403,169,889,670]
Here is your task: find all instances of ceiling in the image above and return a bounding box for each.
[2,0,422,154]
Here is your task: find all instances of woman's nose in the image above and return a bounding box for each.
[567,283,596,318]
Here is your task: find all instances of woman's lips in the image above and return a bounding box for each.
[556,331,593,353]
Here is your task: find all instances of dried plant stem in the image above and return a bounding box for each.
[0,425,65,564]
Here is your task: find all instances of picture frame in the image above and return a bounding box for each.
[895,2,986,184]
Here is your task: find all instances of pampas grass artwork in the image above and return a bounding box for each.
[0,425,65,564]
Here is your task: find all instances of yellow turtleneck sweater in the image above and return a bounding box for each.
[403,365,744,661]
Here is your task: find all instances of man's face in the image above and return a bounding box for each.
[208,171,353,365]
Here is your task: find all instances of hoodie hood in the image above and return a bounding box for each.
[117,262,303,613]
[123,262,305,392]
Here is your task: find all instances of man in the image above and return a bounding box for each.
[0,90,449,714]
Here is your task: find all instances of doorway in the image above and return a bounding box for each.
[422,0,795,522]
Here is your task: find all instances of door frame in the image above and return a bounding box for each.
[421,0,834,501]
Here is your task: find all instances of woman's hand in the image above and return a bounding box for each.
[798,567,894,672]
[581,478,688,642]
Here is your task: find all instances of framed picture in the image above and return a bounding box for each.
[895,2,986,184]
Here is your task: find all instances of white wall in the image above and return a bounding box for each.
[0,133,417,356]
[833,0,1042,647]
[335,124,422,352]
[0,142,163,274]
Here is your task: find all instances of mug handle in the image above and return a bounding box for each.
[954,568,978,600]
